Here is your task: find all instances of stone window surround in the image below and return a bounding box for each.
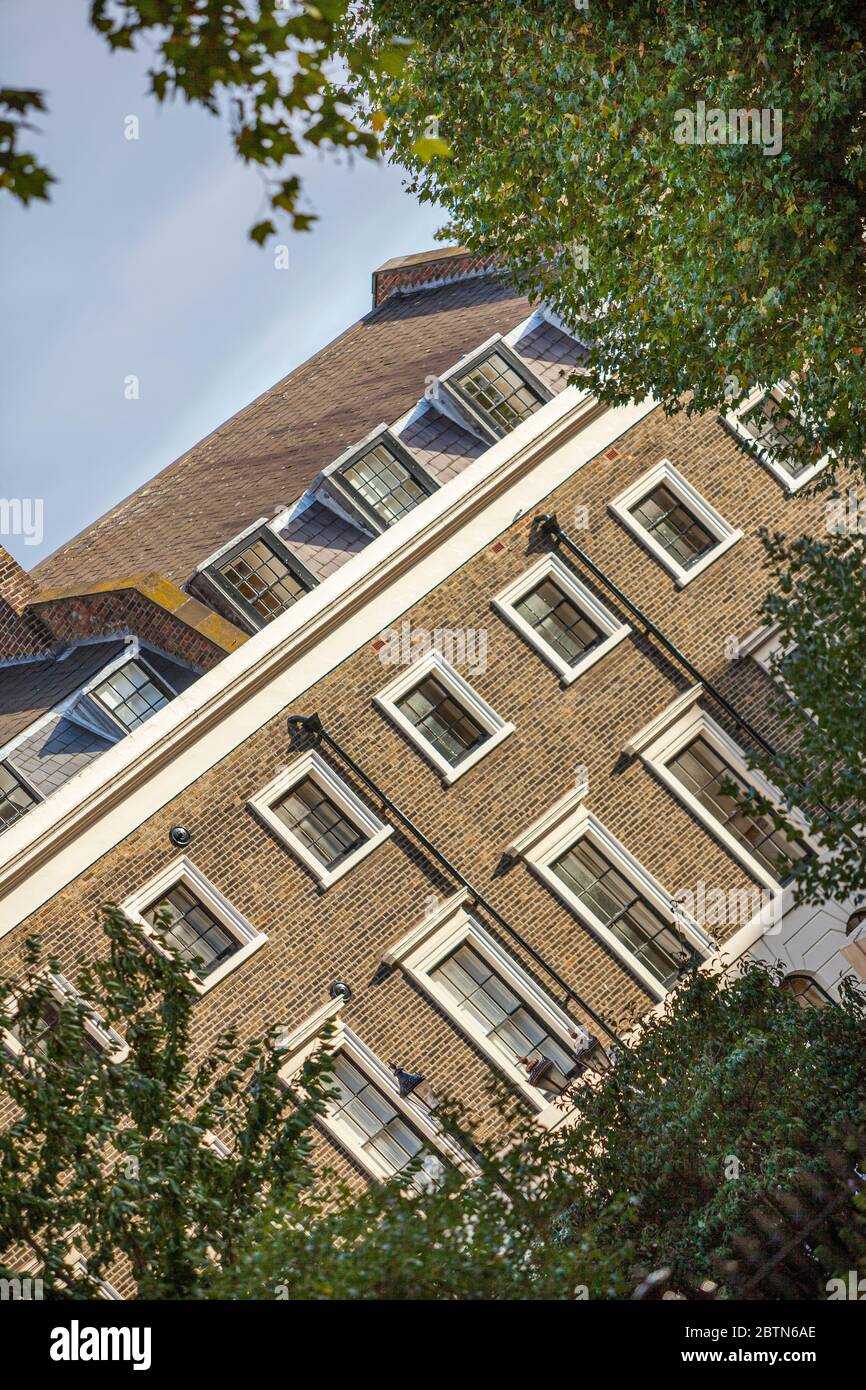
[1,969,128,1065]
[122,856,266,994]
[492,551,631,683]
[383,888,589,1126]
[374,648,514,785]
[627,691,815,892]
[509,789,711,1001]
[276,1001,466,1183]
[248,749,393,888]
[609,458,743,587]
[722,383,829,493]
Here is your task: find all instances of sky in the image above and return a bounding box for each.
[0,0,443,568]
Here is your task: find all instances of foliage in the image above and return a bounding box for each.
[1,918,863,1298]
[741,530,866,907]
[355,0,866,469]
[2,1,416,239]
[0,905,334,1298]
[213,963,866,1299]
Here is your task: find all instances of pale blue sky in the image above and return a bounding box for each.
[0,1,442,566]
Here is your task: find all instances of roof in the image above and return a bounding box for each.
[0,641,127,750]
[34,274,532,594]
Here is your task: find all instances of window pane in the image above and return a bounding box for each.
[631,484,717,568]
[668,737,809,880]
[0,763,38,833]
[92,661,170,732]
[341,443,431,526]
[274,777,366,870]
[430,942,573,1088]
[740,391,812,477]
[514,578,604,666]
[457,351,545,433]
[219,538,309,623]
[326,1053,439,1186]
[552,840,694,988]
[396,675,487,766]
[144,886,238,978]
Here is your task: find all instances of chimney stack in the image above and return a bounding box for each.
[371,246,498,308]
[0,546,52,659]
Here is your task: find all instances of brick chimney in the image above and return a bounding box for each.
[371,246,499,308]
[0,545,52,659]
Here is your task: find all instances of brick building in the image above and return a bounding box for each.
[1,249,862,1229]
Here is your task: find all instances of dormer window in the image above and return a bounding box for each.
[0,762,40,833]
[91,660,172,732]
[447,342,552,438]
[209,527,316,631]
[332,433,437,531]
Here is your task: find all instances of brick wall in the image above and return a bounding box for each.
[36,589,232,672]
[372,250,499,306]
[0,546,52,659]
[0,401,829,1198]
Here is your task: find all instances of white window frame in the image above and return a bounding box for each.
[122,857,266,994]
[492,553,630,683]
[1,970,128,1065]
[277,1003,465,1183]
[511,799,711,1001]
[723,383,829,493]
[631,698,813,892]
[609,458,743,587]
[374,649,514,784]
[384,889,589,1125]
[248,750,392,887]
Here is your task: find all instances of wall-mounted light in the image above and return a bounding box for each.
[391,1064,439,1110]
[329,980,353,1003]
[169,826,192,848]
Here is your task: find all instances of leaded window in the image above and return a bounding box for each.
[217,536,310,626]
[455,350,546,433]
[0,762,38,833]
[552,840,692,988]
[92,660,170,732]
[339,442,433,527]
[667,737,809,880]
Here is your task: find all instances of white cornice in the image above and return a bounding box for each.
[0,387,657,934]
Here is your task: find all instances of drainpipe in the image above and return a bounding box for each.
[286,712,627,1051]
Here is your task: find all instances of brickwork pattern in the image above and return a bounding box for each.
[0,401,830,1203]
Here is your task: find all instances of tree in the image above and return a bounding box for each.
[2,918,863,1299]
[205,964,866,1299]
[1,1,414,240]
[740,529,866,908]
[0,905,336,1298]
[351,1,866,898]
[355,0,866,468]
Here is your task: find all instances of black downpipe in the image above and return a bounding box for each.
[286,713,627,1051]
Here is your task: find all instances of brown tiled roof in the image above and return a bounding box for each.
[35,275,531,594]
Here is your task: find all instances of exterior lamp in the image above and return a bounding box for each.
[391,1063,439,1111]
[570,1028,615,1076]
